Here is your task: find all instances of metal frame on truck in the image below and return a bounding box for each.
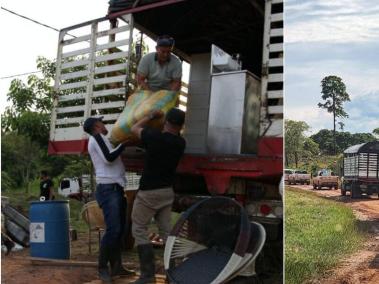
[342,141,379,198]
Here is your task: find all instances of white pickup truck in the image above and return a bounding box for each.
[312,169,338,190]
[288,170,311,185]
[284,169,295,184]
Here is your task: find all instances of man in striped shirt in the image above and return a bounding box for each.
[84,116,134,283]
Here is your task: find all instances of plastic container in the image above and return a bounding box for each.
[29,200,70,259]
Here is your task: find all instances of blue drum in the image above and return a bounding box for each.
[29,200,70,259]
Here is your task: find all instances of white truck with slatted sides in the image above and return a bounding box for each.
[49,0,283,282]
[341,141,379,199]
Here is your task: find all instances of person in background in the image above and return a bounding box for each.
[137,35,182,92]
[130,108,186,284]
[83,116,135,283]
[40,170,55,200]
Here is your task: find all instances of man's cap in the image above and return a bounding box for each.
[83,116,103,134]
[166,108,185,126]
[157,35,175,48]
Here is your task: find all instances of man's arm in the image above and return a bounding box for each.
[131,110,164,139]
[93,134,125,163]
[170,79,181,92]
[137,74,151,91]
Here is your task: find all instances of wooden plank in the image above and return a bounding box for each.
[271,28,283,37]
[62,47,91,59]
[269,58,283,67]
[271,13,283,22]
[56,105,85,114]
[101,113,120,121]
[59,80,87,91]
[96,25,130,38]
[95,63,128,75]
[60,70,89,81]
[58,93,86,102]
[93,88,125,98]
[95,52,129,63]
[56,117,83,125]
[269,43,283,53]
[54,126,84,141]
[94,75,126,86]
[62,34,91,46]
[267,90,283,99]
[263,119,283,137]
[268,73,283,82]
[96,39,129,51]
[61,59,90,69]
[268,105,283,114]
[91,101,125,110]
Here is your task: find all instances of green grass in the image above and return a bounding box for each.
[2,178,88,233]
[285,187,366,284]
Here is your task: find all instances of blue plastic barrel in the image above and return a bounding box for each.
[29,200,70,259]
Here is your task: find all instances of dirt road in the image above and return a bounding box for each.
[289,184,379,284]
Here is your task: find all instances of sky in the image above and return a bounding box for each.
[285,0,379,135]
[0,0,110,113]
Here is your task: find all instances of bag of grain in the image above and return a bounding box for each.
[111,90,179,144]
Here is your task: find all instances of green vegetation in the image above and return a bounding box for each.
[285,187,366,284]
[3,179,87,233]
[318,75,350,154]
[285,119,376,172]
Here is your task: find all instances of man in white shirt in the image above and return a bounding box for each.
[84,116,134,283]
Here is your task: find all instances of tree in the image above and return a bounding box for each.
[318,76,350,154]
[311,129,377,155]
[1,57,55,147]
[285,120,310,167]
[1,132,40,192]
[373,128,379,139]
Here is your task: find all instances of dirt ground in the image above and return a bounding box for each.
[289,184,379,284]
[1,232,166,284]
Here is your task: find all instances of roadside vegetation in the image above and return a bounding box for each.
[285,187,367,283]
[2,178,88,233]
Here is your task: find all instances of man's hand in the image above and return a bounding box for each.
[149,110,164,120]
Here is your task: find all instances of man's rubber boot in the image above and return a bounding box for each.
[110,249,136,278]
[98,245,113,283]
[131,244,156,284]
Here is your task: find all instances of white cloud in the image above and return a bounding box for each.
[286,0,379,43]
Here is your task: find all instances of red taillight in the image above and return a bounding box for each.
[260,204,272,215]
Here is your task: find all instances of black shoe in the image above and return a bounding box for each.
[131,244,156,284]
[98,245,112,283]
[109,248,136,277]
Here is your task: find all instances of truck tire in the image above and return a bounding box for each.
[341,188,346,196]
[312,183,316,190]
[334,185,338,190]
[351,183,361,199]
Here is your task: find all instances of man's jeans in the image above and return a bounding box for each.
[95,183,127,248]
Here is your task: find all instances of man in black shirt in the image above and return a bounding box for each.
[40,171,54,200]
[130,108,185,284]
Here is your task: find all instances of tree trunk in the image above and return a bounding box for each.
[333,93,336,155]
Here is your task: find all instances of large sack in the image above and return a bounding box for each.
[111,90,179,144]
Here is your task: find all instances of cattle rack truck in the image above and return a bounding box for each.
[341,141,379,199]
[48,0,283,281]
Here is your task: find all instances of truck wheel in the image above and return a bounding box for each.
[334,186,338,190]
[341,188,346,196]
[312,184,316,190]
[351,184,361,199]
